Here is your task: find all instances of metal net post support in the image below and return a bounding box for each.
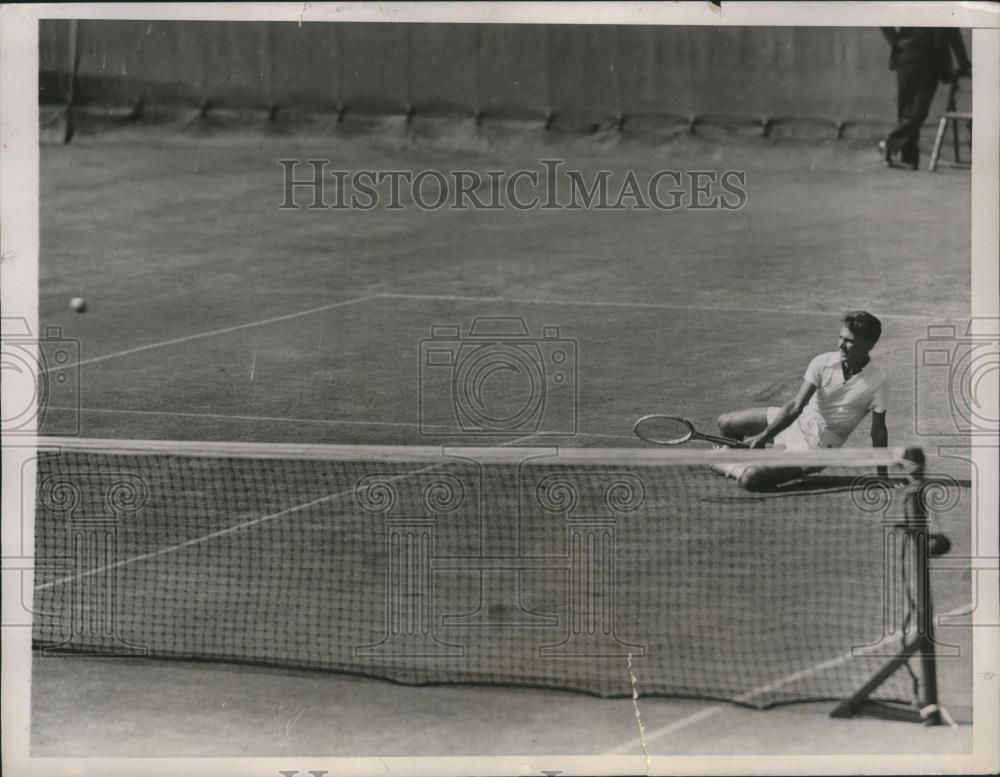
[830,447,942,723]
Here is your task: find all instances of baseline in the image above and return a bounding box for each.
[377,292,954,322]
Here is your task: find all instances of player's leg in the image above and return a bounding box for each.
[734,409,818,490]
[716,407,770,441]
[736,465,810,492]
[711,407,773,482]
[713,408,816,490]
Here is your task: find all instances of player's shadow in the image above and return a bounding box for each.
[770,474,972,495]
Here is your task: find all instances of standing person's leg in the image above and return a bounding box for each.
[886,60,938,167]
[885,61,920,163]
[900,67,940,166]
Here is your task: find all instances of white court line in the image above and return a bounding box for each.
[378,292,953,322]
[45,294,382,372]
[43,290,947,377]
[602,652,854,755]
[604,705,723,753]
[603,598,977,755]
[45,405,640,440]
[35,489,352,591]
[35,432,540,591]
[46,405,462,432]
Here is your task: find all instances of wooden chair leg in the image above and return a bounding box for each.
[951,116,961,163]
[929,116,948,171]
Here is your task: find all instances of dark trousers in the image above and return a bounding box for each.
[886,60,939,164]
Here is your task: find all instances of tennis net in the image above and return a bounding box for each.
[31,438,939,710]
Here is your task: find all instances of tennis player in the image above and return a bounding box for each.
[712,311,888,491]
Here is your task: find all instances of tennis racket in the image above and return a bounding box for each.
[633,415,748,448]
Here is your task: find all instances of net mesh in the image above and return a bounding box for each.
[32,440,929,709]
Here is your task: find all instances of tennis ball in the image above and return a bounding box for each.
[70,297,87,313]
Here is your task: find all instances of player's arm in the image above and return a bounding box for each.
[870,372,890,475]
[746,381,817,449]
[871,411,888,477]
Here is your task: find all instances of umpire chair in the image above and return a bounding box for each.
[928,76,971,171]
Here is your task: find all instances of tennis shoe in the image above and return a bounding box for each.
[877,139,894,167]
[710,444,737,478]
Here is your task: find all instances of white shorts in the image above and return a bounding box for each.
[712,408,842,484]
[766,407,843,451]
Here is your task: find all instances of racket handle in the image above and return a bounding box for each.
[698,432,750,448]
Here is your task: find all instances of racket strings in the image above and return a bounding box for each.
[634,417,696,445]
[633,415,746,447]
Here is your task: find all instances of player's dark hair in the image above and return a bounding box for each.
[842,311,882,346]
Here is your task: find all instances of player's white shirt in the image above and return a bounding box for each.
[796,351,888,447]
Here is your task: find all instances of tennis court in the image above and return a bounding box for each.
[37,134,972,442]
[20,16,986,763]
[28,128,977,757]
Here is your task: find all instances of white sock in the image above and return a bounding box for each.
[711,462,750,480]
[710,445,749,480]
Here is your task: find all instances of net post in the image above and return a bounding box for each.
[903,446,942,725]
[829,447,941,723]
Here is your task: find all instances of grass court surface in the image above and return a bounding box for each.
[33,130,974,755]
